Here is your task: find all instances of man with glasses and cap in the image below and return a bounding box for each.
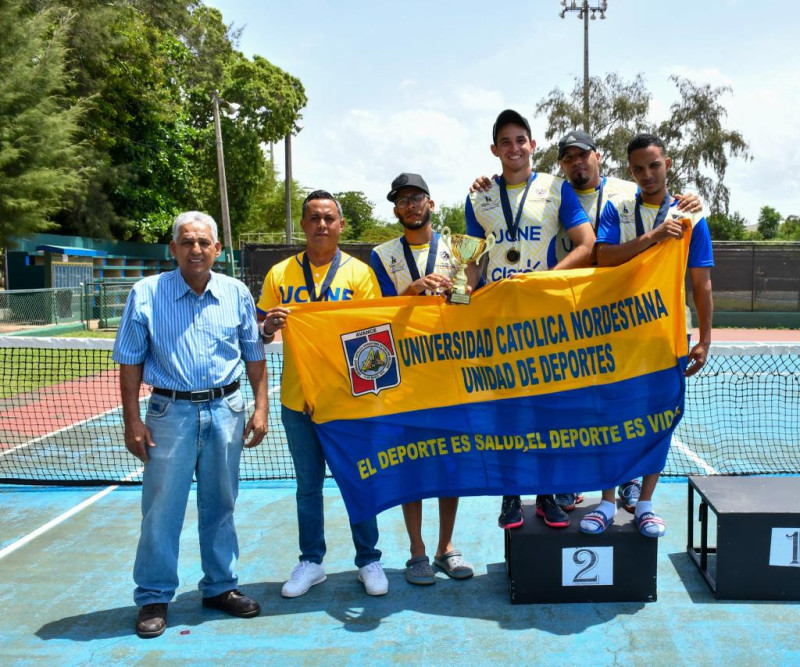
[465,109,595,532]
[369,173,474,587]
[257,189,389,598]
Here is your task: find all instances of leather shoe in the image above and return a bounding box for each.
[202,589,260,618]
[136,603,167,638]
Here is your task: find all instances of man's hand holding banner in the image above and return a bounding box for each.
[284,235,690,524]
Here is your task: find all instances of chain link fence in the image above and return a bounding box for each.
[0,287,83,327]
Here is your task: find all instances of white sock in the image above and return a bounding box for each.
[596,500,616,520]
[635,500,653,518]
[579,500,615,531]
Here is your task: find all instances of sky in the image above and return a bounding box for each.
[206,0,800,227]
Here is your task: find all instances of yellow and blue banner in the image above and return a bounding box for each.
[284,236,690,524]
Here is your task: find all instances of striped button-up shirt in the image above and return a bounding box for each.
[112,269,264,391]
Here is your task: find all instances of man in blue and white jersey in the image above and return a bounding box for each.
[579,132,713,540]
[370,173,474,587]
[465,109,595,531]
[553,130,703,514]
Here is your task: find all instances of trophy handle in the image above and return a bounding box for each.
[476,232,496,262]
[439,226,451,245]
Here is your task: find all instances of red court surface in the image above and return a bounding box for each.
[693,327,799,342]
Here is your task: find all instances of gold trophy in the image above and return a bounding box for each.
[440,227,496,304]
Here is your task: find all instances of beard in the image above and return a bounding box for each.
[398,207,431,230]
[570,172,591,189]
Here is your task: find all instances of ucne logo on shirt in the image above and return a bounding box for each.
[279,286,354,303]
[494,226,543,242]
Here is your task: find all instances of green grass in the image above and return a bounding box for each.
[53,329,117,339]
[0,347,116,399]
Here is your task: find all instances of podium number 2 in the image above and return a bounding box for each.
[573,548,599,583]
[562,546,613,586]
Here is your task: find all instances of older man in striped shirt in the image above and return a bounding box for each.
[113,211,268,639]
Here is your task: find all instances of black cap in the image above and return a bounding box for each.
[387,173,430,202]
[557,130,598,159]
[492,109,531,144]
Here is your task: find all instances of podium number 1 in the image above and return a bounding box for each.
[768,528,800,567]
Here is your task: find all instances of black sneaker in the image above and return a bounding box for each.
[555,492,585,511]
[498,495,523,529]
[536,494,570,528]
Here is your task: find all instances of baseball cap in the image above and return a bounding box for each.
[387,173,430,202]
[492,109,532,144]
[557,130,598,159]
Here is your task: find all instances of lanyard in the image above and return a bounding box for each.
[400,234,439,290]
[302,248,341,302]
[634,192,671,238]
[498,173,535,243]
[593,178,605,231]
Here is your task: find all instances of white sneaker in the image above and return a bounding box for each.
[281,561,326,598]
[357,561,388,596]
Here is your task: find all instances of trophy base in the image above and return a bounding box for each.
[450,291,471,305]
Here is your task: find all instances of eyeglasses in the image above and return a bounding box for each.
[395,193,428,209]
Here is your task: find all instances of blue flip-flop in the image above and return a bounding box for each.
[635,511,667,538]
[579,509,614,535]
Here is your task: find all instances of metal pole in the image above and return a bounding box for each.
[285,133,293,244]
[583,1,590,130]
[211,90,236,277]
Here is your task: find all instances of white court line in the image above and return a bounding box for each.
[671,435,718,475]
[0,467,143,561]
[0,402,128,459]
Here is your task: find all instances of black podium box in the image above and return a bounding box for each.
[687,476,800,600]
[505,501,658,604]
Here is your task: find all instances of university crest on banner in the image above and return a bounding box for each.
[341,324,401,396]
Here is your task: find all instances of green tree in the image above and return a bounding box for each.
[358,222,402,245]
[0,2,86,249]
[29,1,307,242]
[706,211,747,241]
[778,215,800,241]
[336,191,376,241]
[657,76,751,213]
[757,205,781,240]
[533,73,750,214]
[239,161,306,242]
[533,73,651,178]
[431,202,467,235]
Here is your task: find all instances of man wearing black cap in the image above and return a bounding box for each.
[472,128,703,519]
[465,109,595,531]
[369,174,474,586]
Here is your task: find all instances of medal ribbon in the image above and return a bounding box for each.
[634,191,671,238]
[400,234,439,292]
[302,248,342,302]
[498,173,535,244]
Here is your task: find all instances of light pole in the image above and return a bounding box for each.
[211,90,236,277]
[559,0,608,131]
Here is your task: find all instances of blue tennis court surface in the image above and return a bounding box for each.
[2,480,799,664]
[2,338,799,663]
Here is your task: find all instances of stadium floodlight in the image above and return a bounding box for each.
[557,0,610,131]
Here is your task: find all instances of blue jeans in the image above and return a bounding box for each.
[133,390,246,606]
[281,405,381,568]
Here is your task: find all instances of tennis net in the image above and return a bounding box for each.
[0,335,292,484]
[0,336,798,485]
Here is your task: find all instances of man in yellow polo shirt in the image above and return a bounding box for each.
[257,190,388,598]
